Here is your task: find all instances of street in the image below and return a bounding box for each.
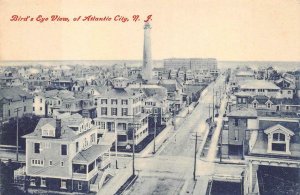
[123,75,242,195]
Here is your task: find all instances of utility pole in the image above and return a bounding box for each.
[212,88,215,122]
[114,119,118,169]
[153,110,157,154]
[220,126,223,162]
[14,107,22,162]
[192,132,201,181]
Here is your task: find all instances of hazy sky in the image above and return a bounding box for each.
[0,0,299,61]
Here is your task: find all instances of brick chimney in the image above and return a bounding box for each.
[55,119,62,138]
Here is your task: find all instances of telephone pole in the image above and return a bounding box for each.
[14,107,22,162]
[114,119,118,169]
[153,110,157,154]
[192,132,201,181]
[212,88,215,122]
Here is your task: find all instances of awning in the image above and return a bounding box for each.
[73,145,110,164]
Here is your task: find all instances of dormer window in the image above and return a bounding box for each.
[253,103,257,108]
[272,133,286,152]
[264,124,295,155]
[41,124,55,137]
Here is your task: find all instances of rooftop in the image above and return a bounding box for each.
[227,107,257,118]
[73,144,110,164]
[239,80,280,90]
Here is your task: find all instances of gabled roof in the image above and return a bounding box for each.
[259,119,300,133]
[264,124,295,136]
[0,87,33,101]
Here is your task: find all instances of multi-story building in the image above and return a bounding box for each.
[238,80,282,98]
[32,93,46,116]
[21,114,111,193]
[221,107,258,157]
[0,87,33,121]
[164,58,218,72]
[94,77,149,146]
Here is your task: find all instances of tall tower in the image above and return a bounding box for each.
[142,22,153,81]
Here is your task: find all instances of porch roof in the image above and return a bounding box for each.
[73,145,110,164]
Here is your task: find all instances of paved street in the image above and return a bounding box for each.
[124,75,239,195]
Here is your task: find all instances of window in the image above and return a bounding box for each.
[267,103,271,109]
[234,119,239,126]
[24,106,26,112]
[30,178,36,186]
[121,99,128,105]
[91,134,96,143]
[76,142,79,152]
[78,182,82,190]
[34,143,40,153]
[33,107,35,111]
[61,161,64,167]
[66,104,71,108]
[111,108,117,116]
[40,107,43,111]
[286,106,290,111]
[122,108,128,116]
[242,98,246,104]
[61,144,67,155]
[100,122,106,129]
[111,99,117,105]
[272,133,286,152]
[60,179,67,189]
[253,103,257,108]
[101,107,107,115]
[101,99,107,104]
[288,90,291,94]
[49,160,53,166]
[42,142,51,149]
[41,178,46,187]
[33,98,35,103]
[40,98,43,103]
[31,159,44,166]
[42,129,54,137]
[273,133,285,141]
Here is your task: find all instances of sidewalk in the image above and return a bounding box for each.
[97,161,133,195]
[140,103,195,157]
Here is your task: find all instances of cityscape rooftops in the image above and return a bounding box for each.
[0,87,33,101]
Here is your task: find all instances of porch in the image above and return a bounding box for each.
[72,145,111,181]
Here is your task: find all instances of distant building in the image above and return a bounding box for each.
[32,93,46,116]
[0,87,33,121]
[164,58,218,71]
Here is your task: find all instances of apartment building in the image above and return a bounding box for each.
[94,77,149,146]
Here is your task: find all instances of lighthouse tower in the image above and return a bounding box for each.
[142,22,153,81]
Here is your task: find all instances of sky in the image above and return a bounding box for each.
[0,0,299,61]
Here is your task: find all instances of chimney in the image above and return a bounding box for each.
[55,119,62,138]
